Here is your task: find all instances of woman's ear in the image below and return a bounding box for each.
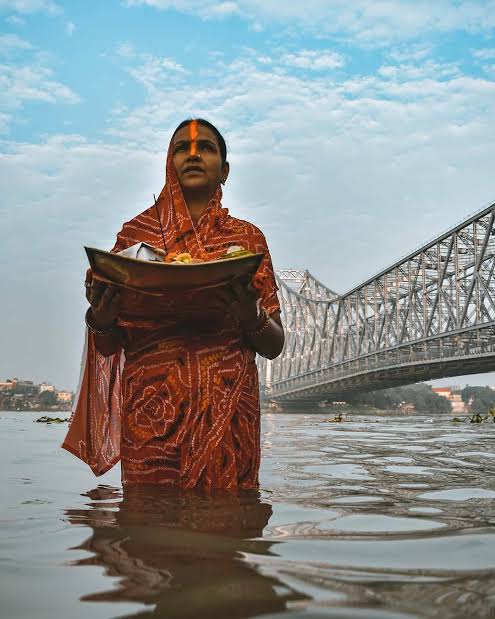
[221,161,230,185]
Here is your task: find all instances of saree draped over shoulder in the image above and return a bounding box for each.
[62,139,280,491]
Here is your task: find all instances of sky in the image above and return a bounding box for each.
[1,0,495,391]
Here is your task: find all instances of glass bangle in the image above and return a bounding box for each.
[85,308,116,337]
[245,307,270,338]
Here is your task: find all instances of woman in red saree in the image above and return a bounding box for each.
[62,119,284,491]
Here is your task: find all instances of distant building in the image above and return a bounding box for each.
[13,380,38,397]
[56,391,73,404]
[0,377,74,411]
[432,387,467,414]
[432,387,450,398]
[450,393,467,414]
[399,401,416,413]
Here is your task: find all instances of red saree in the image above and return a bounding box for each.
[62,140,280,491]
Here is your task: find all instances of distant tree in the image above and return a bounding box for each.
[461,386,495,412]
[39,390,57,407]
[398,384,451,413]
[347,383,451,413]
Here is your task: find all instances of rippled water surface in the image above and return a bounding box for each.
[1,411,495,618]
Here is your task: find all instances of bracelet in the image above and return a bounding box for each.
[245,307,271,338]
[85,308,116,337]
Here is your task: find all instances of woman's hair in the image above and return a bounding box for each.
[172,118,227,164]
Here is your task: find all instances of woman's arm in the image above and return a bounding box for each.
[85,280,123,357]
[244,310,284,359]
[214,280,285,360]
[89,320,124,357]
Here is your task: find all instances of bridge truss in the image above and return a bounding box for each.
[259,202,495,404]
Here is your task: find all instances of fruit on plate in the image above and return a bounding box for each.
[164,246,254,264]
[164,252,204,264]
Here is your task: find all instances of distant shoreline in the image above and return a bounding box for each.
[0,406,71,413]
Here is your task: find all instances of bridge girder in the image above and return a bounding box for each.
[258,202,495,402]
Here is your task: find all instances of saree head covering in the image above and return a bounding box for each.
[62,130,280,491]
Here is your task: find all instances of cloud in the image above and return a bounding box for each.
[2,45,495,387]
[0,36,80,133]
[123,0,241,20]
[0,63,80,111]
[471,49,495,75]
[388,43,433,62]
[0,135,161,388]
[116,41,135,58]
[5,13,26,24]
[377,60,460,81]
[0,32,32,51]
[0,0,61,15]
[206,1,238,17]
[65,20,75,35]
[123,0,495,43]
[281,50,344,70]
[13,53,495,283]
[127,54,187,91]
[81,53,495,292]
[112,46,188,93]
[472,48,495,60]
[0,111,11,132]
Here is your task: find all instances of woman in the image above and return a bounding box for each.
[63,119,284,491]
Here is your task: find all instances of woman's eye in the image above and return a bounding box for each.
[201,143,215,151]
[174,144,186,153]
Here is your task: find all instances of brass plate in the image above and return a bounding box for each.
[85,246,264,290]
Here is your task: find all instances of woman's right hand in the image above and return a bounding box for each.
[86,279,121,330]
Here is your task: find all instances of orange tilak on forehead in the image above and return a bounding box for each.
[189,120,198,156]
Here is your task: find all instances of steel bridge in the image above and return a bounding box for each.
[259,202,495,406]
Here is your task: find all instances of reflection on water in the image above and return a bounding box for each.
[65,487,307,618]
[2,411,495,618]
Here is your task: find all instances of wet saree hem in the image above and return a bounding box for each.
[61,440,120,477]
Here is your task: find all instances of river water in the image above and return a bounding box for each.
[1,410,495,618]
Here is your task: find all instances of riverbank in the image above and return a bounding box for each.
[0,405,72,412]
[262,402,420,416]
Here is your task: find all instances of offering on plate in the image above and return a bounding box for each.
[84,243,263,291]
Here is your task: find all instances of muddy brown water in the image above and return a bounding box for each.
[1,410,495,618]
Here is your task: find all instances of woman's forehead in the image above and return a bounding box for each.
[173,123,218,144]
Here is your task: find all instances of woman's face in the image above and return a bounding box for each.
[172,123,229,195]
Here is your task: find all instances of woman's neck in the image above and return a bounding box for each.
[183,189,214,224]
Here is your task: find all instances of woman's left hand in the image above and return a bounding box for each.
[213,277,259,331]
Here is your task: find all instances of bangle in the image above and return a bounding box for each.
[85,308,116,337]
[245,307,271,338]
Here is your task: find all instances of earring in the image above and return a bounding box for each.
[221,178,226,185]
